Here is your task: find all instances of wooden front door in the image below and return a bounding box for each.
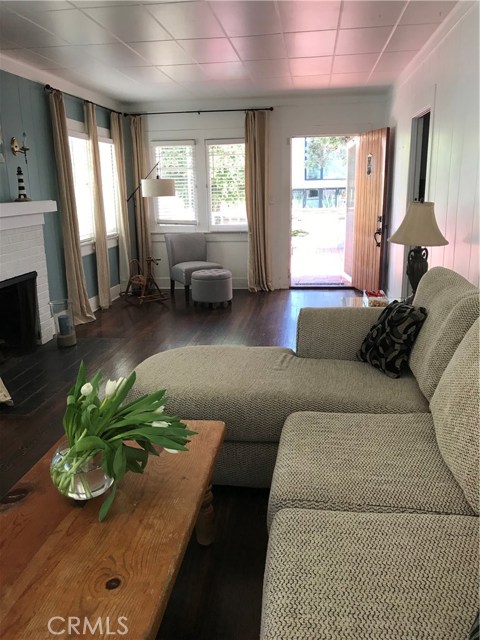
[351,127,390,291]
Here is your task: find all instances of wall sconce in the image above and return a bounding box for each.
[11,132,29,164]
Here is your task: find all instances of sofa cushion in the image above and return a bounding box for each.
[132,346,429,444]
[409,267,479,400]
[431,319,480,514]
[357,301,427,377]
[261,509,479,640]
[267,411,473,529]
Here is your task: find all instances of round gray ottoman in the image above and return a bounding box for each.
[191,268,233,308]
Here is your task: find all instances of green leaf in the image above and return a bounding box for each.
[113,444,127,482]
[71,435,106,454]
[98,484,117,522]
[116,390,167,415]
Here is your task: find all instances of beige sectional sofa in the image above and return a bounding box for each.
[132,266,479,639]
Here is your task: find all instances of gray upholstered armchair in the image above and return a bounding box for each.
[164,233,222,298]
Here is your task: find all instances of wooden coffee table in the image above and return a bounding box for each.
[0,420,225,640]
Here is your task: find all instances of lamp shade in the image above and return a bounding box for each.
[388,202,448,247]
[141,178,175,198]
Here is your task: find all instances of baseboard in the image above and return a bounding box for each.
[89,284,121,312]
[157,277,249,290]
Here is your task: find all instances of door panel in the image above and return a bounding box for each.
[351,127,390,291]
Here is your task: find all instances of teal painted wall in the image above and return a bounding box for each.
[0,70,123,304]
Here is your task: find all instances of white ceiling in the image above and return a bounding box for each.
[0,0,457,106]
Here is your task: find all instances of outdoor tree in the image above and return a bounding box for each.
[304,136,347,174]
[208,144,245,213]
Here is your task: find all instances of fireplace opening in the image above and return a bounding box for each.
[0,271,39,354]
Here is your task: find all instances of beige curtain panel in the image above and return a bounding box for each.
[245,110,273,292]
[110,112,132,292]
[130,115,151,272]
[85,102,111,310]
[48,89,95,324]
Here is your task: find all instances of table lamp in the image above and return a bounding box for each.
[388,201,448,293]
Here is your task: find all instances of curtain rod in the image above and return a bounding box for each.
[44,84,123,115]
[44,85,273,117]
[125,107,274,116]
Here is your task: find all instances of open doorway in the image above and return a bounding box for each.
[290,136,352,287]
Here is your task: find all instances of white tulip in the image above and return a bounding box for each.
[115,377,125,390]
[164,448,179,454]
[80,382,93,396]
[105,379,117,397]
[154,405,165,414]
[152,421,169,428]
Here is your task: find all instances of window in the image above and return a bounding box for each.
[68,134,95,241]
[152,141,197,224]
[207,140,247,229]
[68,121,120,244]
[98,140,119,236]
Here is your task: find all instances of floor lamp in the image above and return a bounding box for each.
[388,201,448,294]
[125,164,175,304]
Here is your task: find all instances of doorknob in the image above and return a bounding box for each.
[374,229,382,247]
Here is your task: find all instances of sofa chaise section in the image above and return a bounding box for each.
[132,343,428,487]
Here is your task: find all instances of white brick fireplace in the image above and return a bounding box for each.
[0,200,57,344]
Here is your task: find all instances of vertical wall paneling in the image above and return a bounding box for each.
[387,3,479,295]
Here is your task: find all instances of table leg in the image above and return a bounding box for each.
[195,484,215,546]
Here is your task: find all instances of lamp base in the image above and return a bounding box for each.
[406,246,428,293]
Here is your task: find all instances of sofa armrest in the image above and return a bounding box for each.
[295,307,383,360]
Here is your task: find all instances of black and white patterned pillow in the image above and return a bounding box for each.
[357,300,427,378]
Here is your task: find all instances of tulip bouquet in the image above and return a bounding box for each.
[50,361,196,521]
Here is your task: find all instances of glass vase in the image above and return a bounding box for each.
[50,437,113,500]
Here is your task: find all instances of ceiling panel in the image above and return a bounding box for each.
[118,66,174,84]
[0,9,69,47]
[211,1,282,37]
[30,45,100,67]
[333,53,379,73]
[83,5,171,42]
[400,1,457,25]
[375,50,417,72]
[243,59,291,78]
[200,61,250,80]
[231,34,287,61]
[340,1,405,28]
[278,1,341,32]
[0,48,62,70]
[129,40,195,66]
[285,30,337,58]
[160,64,209,83]
[180,38,239,64]
[289,56,332,76]
[335,26,392,54]
[147,2,224,39]
[386,22,439,51]
[86,43,147,66]
[23,8,118,45]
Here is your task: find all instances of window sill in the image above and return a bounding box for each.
[80,236,118,257]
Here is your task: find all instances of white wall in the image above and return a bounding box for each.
[387,2,479,297]
[145,91,389,289]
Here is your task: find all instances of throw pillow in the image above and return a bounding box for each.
[357,300,427,378]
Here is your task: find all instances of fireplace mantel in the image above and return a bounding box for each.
[0,200,57,231]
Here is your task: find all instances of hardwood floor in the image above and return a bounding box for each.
[0,287,360,640]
